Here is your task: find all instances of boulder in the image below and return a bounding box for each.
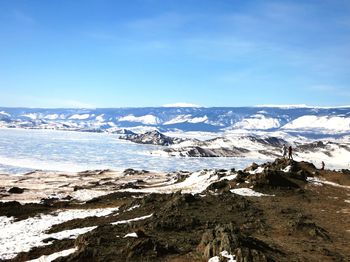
[8,187,25,194]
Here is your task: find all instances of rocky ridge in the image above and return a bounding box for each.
[1,158,350,261]
[120,130,187,146]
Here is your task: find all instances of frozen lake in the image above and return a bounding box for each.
[0,128,261,174]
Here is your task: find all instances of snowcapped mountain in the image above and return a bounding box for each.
[0,106,349,134]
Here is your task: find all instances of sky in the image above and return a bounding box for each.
[0,0,350,108]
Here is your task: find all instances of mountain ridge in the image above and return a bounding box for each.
[1,106,350,134]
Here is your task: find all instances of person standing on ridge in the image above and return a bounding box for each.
[321,161,325,170]
[288,146,293,160]
[282,144,287,158]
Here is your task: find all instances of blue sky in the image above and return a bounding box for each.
[0,0,349,108]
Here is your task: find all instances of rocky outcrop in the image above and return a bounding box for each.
[8,187,25,194]
[164,146,249,157]
[120,130,185,146]
[2,160,350,261]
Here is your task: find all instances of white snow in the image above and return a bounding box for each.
[22,113,38,119]
[27,248,77,262]
[248,166,265,174]
[296,142,350,170]
[120,170,219,194]
[230,188,274,197]
[189,115,208,123]
[0,207,118,260]
[126,205,141,212]
[162,102,202,108]
[71,189,114,202]
[69,114,90,120]
[44,114,59,120]
[208,250,236,262]
[220,250,236,261]
[164,115,208,125]
[95,114,104,122]
[111,214,153,225]
[220,174,237,181]
[282,165,291,172]
[0,111,11,117]
[208,257,220,262]
[232,114,280,130]
[163,114,192,125]
[118,115,159,125]
[282,115,350,132]
[48,226,97,240]
[307,177,350,189]
[124,232,138,238]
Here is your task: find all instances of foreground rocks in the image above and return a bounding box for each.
[1,158,350,261]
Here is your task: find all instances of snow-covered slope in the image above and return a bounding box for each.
[118,114,159,125]
[282,115,350,133]
[0,106,349,134]
[232,114,281,130]
[163,115,208,125]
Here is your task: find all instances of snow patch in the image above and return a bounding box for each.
[307,177,350,189]
[248,166,265,174]
[164,115,208,125]
[233,114,280,130]
[126,205,141,212]
[0,207,118,260]
[124,232,138,238]
[120,170,219,194]
[71,189,114,202]
[118,115,159,125]
[27,248,77,262]
[230,188,274,197]
[111,214,153,225]
[208,250,236,262]
[95,114,104,122]
[44,114,59,120]
[69,114,90,120]
[0,111,11,117]
[282,165,291,172]
[22,113,38,120]
[282,115,350,132]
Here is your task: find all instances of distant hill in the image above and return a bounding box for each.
[0,106,350,134]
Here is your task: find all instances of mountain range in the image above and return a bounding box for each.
[1,106,350,135]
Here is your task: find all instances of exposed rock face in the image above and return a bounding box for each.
[246,136,287,147]
[113,129,136,135]
[120,130,185,146]
[164,146,249,157]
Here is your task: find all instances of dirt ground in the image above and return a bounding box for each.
[2,158,350,262]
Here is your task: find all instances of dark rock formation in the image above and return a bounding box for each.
[120,130,185,146]
[8,187,25,194]
[164,146,249,157]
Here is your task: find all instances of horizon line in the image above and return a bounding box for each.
[1,104,350,110]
